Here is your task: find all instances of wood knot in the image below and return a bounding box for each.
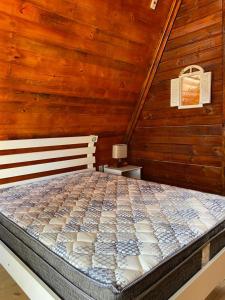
[143,113,152,120]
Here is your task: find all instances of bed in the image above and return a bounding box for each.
[1,135,225,300]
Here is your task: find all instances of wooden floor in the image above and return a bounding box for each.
[207,282,225,300]
[0,266,225,300]
[0,267,28,300]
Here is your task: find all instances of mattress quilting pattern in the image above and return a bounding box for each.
[0,171,225,291]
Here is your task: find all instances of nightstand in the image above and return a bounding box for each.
[104,165,142,179]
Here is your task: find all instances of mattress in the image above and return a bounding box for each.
[1,171,225,300]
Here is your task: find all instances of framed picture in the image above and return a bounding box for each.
[171,65,211,109]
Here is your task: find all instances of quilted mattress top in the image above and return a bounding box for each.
[0,171,225,292]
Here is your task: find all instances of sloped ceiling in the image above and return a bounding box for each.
[0,0,177,164]
[129,0,225,194]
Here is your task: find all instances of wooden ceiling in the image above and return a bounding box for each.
[0,0,177,164]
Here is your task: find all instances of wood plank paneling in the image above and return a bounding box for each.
[222,0,225,192]
[129,0,225,194]
[0,0,174,167]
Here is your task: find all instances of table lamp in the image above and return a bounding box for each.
[112,144,127,167]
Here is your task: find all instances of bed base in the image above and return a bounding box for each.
[0,240,225,300]
[170,247,225,299]
[0,241,60,300]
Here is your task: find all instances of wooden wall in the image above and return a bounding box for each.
[0,0,174,166]
[129,0,225,194]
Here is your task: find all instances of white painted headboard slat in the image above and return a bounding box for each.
[0,157,96,179]
[0,147,96,165]
[0,135,97,150]
[0,135,98,189]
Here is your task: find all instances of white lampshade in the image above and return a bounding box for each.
[112,144,127,159]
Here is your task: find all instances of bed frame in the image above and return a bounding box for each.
[0,135,225,300]
[0,135,98,188]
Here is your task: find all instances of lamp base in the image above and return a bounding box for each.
[114,159,128,168]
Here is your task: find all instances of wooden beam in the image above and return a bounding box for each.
[124,0,182,143]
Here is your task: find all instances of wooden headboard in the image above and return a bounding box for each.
[0,135,98,189]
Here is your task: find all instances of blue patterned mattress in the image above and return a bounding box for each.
[1,171,225,299]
